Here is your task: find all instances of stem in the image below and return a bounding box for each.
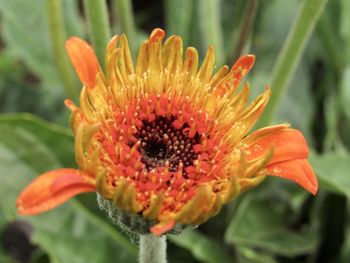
[111,0,121,33]
[115,0,137,56]
[165,0,193,47]
[46,0,79,101]
[199,0,225,66]
[139,234,167,263]
[84,0,111,66]
[258,0,329,127]
[231,0,260,61]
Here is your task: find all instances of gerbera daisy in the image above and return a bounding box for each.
[16,28,317,236]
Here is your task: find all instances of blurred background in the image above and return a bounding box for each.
[0,0,350,262]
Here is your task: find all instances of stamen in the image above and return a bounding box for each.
[135,116,201,175]
[96,93,230,215]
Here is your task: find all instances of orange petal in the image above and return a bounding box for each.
[267,159,318,195]
[215,54,255,96]
[17,169,96,215]
[65,37,100,88]
[150,219,175,236]
[246,128,309,164]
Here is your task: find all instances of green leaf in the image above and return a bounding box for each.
[340,66,350,121]
[236,246,279,263]
[0,0,58,82]
[169,230,232,263]
[225,196,318,257]
[0,113,74,167]
[0,0,84,115]
[0,113,137,263]
[310,152,350,198]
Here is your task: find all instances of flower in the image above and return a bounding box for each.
[16,28,318,236]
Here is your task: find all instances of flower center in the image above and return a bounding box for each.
[135,116,200,175]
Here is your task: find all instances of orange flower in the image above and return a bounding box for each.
[16,29,317,236]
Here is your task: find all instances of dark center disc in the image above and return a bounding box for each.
[134,116,200,174]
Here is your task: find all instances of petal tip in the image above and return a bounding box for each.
[238,54,256,70]
[150,28,165,43]
[150,220,175,236]
[310,185,318,196]
[65,36,100,88]
[267,159,318,195]
[106,35,120,52]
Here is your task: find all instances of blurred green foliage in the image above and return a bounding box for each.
[0,0,350,262]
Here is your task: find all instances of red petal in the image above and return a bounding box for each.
[65,37,100,88]
[267,159,318,195]
[17,169,95,215]
[246,128,309,164]
[150,219,175,236]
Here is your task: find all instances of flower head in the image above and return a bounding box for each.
[17,29,317,235]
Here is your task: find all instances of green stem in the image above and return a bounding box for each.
[84,0,111,66]
[115,0,137,56]
[231,0,260,61]
[139,234,167,263]
[258,0,329,127]
[165,0,193,47]
[199,0,225,66]
[46,0,79,101]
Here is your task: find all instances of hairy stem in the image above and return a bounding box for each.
[258,0,329,127]
[139,234,167,263]
[46,0,79,101]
